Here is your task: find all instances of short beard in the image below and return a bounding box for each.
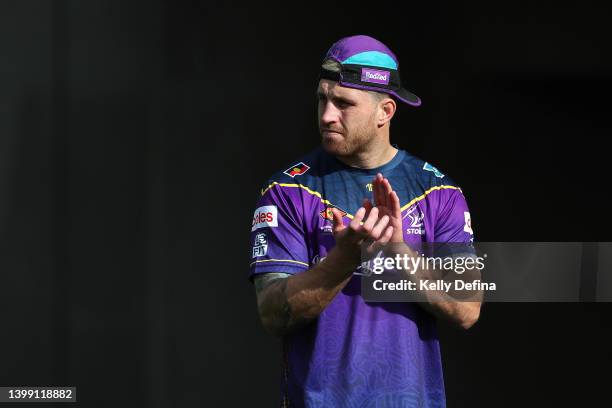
[321,114,377,158]
[324,129,373,157]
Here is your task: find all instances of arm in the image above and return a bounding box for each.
[254,206,394,337]
[254,247,355,336]
[387,241,482,330]
[422,298,481,330]
[372,173,482,330]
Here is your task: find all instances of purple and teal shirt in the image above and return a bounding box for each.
[249,147,474,407]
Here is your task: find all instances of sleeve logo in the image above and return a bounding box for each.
[283,162,310,177]
[464,212,473,235]
[252,205,278,231]
[423,162,445,178]
[252,233,268,258]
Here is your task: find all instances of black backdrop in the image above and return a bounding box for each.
[1,1,611,407]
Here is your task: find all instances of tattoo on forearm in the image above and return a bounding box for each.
[254,273,290,295]
[254,273,312,335]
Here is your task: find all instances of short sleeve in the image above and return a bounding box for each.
[433,188,475,245]
[248,183,310,281]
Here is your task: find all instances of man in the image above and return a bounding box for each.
[249,35,481,407]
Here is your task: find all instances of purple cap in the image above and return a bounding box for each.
[320,35,421,107]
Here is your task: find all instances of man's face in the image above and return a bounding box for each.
[317,79,379,157]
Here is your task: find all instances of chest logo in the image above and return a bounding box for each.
[403,205,425,235]
[320,206,347,221]
[283,162,310,177]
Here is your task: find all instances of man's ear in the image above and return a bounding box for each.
[377,98,396,127]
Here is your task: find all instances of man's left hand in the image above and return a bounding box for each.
[363,173,404,243]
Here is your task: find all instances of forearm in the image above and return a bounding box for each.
[418,300,481,330]
[257,247,358,336]
[388,243,482,329]
[414,272,482,330]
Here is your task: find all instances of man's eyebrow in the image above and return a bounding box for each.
[316,91,353,103]
[332,94,355,104]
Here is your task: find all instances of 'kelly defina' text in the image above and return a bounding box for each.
[372,279,496,292]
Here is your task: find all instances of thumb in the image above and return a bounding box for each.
[330,208,345,234]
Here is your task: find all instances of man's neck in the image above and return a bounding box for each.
[336,143,398,169]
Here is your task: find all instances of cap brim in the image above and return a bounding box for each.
[334,79,422,108]
[391,87,421,107]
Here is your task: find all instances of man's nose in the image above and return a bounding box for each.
[320,101,339,125]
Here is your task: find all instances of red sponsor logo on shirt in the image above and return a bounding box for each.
[252,205,278,231]
[253,211,273,224]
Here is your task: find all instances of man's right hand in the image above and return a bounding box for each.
[330,206,395,265]
[255,205,394,337]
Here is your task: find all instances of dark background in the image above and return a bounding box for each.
[1,0,611,406]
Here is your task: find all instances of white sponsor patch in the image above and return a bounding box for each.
[464,212,473,235]
[252,205,278,231]
[252,233,268,257]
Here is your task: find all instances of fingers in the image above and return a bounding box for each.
[389,190,401,218]
[339,203,399,259]
[330,207,346,234]
[380,185,389,208]
[378,226,394,245]
[372,174,380,206]
[364,224,394,255]
[381,177,393,208]
[369,215,389,240]
[362,197,373,219]
[358,208,391,244]
[343,199,401,250]
[361,207,379,235]
[373,173,386,207]
[348,207,366,235]
[374,173,397,209]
